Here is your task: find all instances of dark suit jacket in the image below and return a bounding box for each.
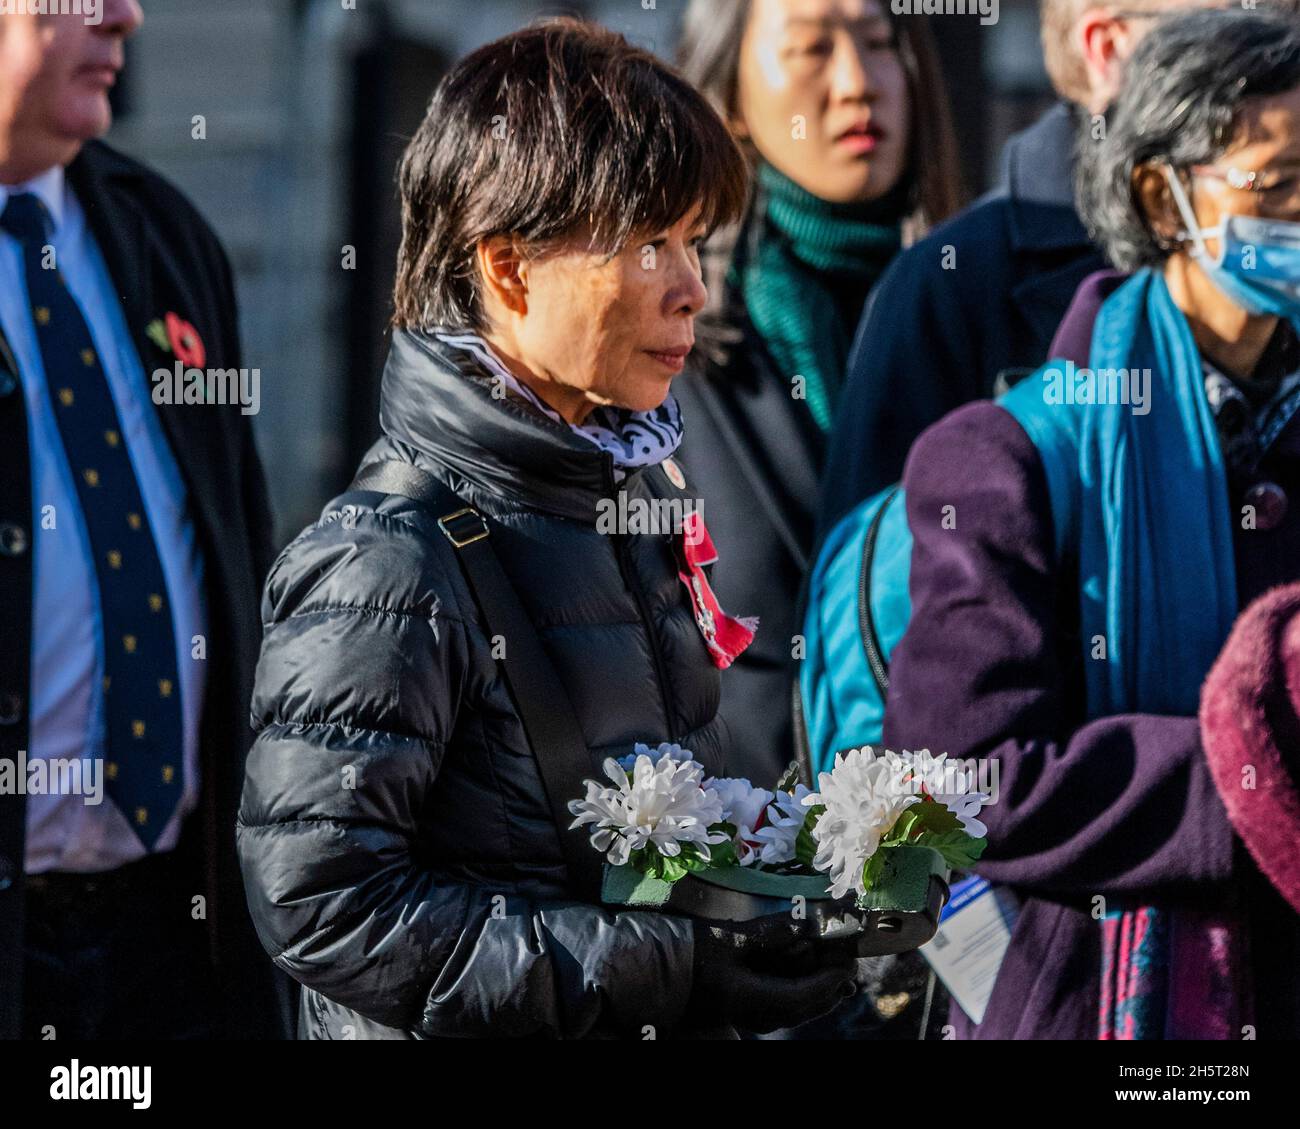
[817,103,1110,535]
[0,140,290,1038]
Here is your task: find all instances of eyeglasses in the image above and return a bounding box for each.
[1188,164,1300,215]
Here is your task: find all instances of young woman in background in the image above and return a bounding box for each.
[675,0,962,789]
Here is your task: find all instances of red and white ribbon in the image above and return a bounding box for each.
[676,511,758,670]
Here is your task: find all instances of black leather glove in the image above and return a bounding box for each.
[685,919,858,1034]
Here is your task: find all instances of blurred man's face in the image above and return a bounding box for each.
[0,3,144,182]
[1077,2,1230,113]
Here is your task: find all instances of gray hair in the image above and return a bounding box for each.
[1076,9,1300,272]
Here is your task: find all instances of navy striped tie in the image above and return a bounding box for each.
[3,192,183,849]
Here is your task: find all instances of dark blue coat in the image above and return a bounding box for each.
[817,103,1108,534]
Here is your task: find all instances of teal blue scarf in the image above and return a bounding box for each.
[1003,269,1244,1038]
[1006,269,1239,716]
[739,163,904,432]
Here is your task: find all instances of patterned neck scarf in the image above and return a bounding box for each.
[434,331,684,477]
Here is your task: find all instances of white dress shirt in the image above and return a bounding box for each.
[0,166,206,873]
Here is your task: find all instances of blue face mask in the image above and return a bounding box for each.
[1164,164,1300,320]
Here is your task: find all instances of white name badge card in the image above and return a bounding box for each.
[920,875,1019,1025]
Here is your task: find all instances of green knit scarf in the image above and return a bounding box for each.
[738,161,905,432]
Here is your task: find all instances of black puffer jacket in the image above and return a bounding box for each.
[237,331,728,1039]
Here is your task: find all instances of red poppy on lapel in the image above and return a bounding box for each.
[164,312,206,369]
[145,311,206,369]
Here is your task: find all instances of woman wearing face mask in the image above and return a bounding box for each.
[882,9,1300,1040]
[675,0,962,789]
[235,20,857,1040]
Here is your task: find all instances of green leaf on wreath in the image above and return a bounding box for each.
[708,834,739,869]
[884,799,964,846]
[682,845,713,874]
[657,853,690,883]
[921,829,987,870]
[795,804,825,867]
[860,848,889,891]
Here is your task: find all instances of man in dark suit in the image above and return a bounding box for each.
[0,2,288,1038]
[816,0,1204,531]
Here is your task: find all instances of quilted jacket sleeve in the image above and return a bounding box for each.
[236,502,695,1038]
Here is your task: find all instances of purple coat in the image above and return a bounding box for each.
[883,272,1300,1039]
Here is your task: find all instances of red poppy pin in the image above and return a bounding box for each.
[145,311,206,369]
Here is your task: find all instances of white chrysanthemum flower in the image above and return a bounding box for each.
[900,749,990,838]
[568,750,727,867]
[802,747,918,899]
[751,783,817,866]
[617,742,693,772]
[704,777,775,866]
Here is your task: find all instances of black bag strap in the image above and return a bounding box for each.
[349,461,605,900]
[790,680,814,788]
[857,486,901,697]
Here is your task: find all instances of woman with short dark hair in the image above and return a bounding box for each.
[235,18,853,1040]
[883,9,1300,1039]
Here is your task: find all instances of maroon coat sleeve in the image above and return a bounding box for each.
[881,402,1237,901]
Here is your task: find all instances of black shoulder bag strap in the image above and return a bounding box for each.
[349,461,605,900]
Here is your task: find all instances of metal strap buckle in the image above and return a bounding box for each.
[438,508,490,549]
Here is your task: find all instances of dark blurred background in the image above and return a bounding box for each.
[106,0,1055,542]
